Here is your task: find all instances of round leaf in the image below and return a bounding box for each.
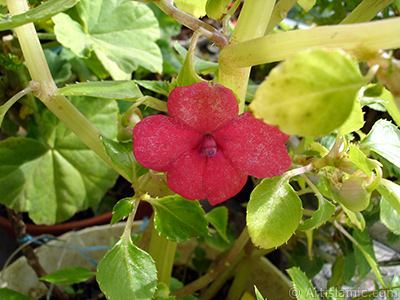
[249,49,367,136]
[53,0,162,80]
[0,97,119,224]
[247,176,302,249]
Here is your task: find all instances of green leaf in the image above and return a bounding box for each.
[343,251,357,282]
[174,42,219,75]
[150,195,209,242]
[176,44,205,87]
[111,197,136,226]
[101,137,148,183]
[204,230,234,252]
[290,243,324,279]
[39,267,95,285]
[324,287,345,300]
[144,2,181,40]
[250,49,367,136]
[360,119,400,169]
[329,254,345,287]
[247,176,303,249]
[135,80,171,96]
[56,81,143,100]
[374,87,400,126]
[378,179,400,217]
[380,196,400,235]
[0,0,78,31]
[344,208,366,231]
[297,0,317,12]
[352,228,380,281]
[97,236,157,300]
[174,0,207,18]
[298,193,335,231]
[286,267,319,300]
[395,0,400,11]
[53,0,162,80]
[337,95,364,136]
[44,49,72,84]
[206,206,229,243]
[254,286,266,300]
[348,144,377,177]
[206,0,231,20]
[0,97,119,225]
[388,275,400,300]
[0,288,32,300]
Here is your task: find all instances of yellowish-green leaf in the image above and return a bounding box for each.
[297,0,317,12]
[174,0,207,18]
[250,49,367,136]
[338,95,364,136]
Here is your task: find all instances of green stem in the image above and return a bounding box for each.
[199,251,245,300]
[148,223,177,286]
[123,199,140,240]
[0,80,39,126]
[7,0,130,182]
[226,257,253,300]
[218,0,276,113]
[333,221,386,287]
[340,0,393,24]
[140,0,228,49]
[171,227,250,298]
[219,17,400,69]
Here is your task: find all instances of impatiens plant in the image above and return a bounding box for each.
[133,82,291,204]
[1,0,400,299]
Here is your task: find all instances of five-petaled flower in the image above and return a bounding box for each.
[133,82,291,205]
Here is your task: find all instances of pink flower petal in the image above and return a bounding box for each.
[166,149,206,200]
[133,115,202,172]
[203,152,248,205]
[213,112,291,178]
[168,82,239,135]
[167,149,247,205]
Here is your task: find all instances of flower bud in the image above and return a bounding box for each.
[339,176,371,212]
[117,110,142,142]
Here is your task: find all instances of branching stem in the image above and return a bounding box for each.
[7,0,130,182]
[134,0,228,49]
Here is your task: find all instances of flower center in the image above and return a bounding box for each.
[201,135,217,157]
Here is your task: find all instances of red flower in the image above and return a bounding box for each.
[133,82,291,205]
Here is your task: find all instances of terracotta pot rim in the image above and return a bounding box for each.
[0,211,113,236]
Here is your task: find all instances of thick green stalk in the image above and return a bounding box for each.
[198,251,245,300]
[148,225,177,285]
[7,0,130,181]
[219,17,400,69]
[226,257,253,300]
[218,0,276,113]
[340,0,393,24]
